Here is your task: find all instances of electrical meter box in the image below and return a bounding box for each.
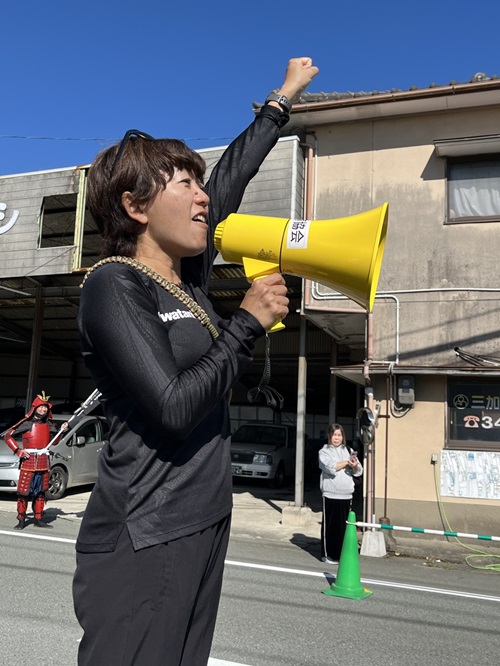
[397,375,415,406]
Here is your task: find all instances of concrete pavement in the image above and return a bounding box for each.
[229,486,500,568]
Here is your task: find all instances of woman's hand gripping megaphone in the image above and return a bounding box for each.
[240,273,289,333]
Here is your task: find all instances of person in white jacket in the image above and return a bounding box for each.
[318,423,362,563]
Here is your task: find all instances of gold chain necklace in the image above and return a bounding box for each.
[81,256,219,340]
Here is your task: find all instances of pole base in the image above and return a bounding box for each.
[360,529,387,557]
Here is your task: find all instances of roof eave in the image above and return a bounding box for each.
[289,80,500,126]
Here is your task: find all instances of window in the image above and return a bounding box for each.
[40,186,103,268]
[39,193,77,248]
[446,156,500,224]
[447,380,500,451]
[76,421,99,444]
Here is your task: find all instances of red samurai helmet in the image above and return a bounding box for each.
[25,390,54,420]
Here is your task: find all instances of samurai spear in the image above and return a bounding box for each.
[41,389,103,454]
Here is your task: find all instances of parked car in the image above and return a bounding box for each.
[230,422,296,488]
[0,414,108,500]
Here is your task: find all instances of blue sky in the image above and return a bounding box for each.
[2,0,499,176]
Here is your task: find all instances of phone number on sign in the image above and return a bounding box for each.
[463,414,500,429]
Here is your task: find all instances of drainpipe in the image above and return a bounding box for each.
[295,317,307,508]
[384,373,390,519]
[311,290,401,365]
[300,139,316,221]
[293,137,316,509]
[363,313,375,524]
[364,312,373,380]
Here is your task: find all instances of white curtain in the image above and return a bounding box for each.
[449,160,500,219]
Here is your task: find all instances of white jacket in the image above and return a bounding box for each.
[318,444,363,500]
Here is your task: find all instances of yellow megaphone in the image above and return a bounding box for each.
[214,203,388,332]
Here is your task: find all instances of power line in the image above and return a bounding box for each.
[0,135,115,142]
[0,134,234,143]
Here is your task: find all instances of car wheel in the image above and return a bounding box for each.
[269,462,285,489]
[46,466,68,500]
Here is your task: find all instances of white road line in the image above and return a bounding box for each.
[0,528,76,544]
[360,577,500,602]
[209,660,251,666]
[1,530,499,603]
[225,560,500,603]
[226,559,322,577]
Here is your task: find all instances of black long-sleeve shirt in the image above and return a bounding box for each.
[76,105,289,552]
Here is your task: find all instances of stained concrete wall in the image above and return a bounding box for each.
[0,168,78,278]
[312,106,500,366]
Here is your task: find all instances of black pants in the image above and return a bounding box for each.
[73,515,231,666]
[320,497,351,561]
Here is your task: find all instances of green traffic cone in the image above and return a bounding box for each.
[322,510,373,600]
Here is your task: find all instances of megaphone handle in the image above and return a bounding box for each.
[267,318,285,333]
[251,275,286,333]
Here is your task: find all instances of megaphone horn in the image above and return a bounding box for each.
[214,203,388,332]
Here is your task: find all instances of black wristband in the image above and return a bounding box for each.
[265,90,292,114]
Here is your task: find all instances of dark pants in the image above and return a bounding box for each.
[320,496,351,561]
[73,515,231,666]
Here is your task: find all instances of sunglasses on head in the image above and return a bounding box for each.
[108,129,155,179]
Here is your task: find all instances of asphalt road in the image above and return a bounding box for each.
[0,501,499,666]
[222,538,500,666]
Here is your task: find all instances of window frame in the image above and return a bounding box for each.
[445,154,500,225]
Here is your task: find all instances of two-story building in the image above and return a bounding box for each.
[294,72,500,535]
